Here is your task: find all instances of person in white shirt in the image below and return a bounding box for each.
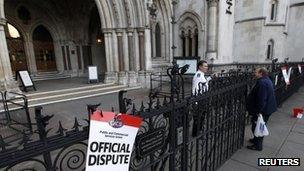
[192,60,211,95]
[191,60,211,137]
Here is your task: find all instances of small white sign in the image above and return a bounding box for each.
[88,66,98,80]
[298,64,302,74]
[18,70,33,87]
[297,113,303,119]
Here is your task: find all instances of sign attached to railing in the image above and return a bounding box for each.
[86,110,142,171]
[281,67,292,85]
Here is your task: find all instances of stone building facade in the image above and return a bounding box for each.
[234,0,304,63]
[0,0,303,91]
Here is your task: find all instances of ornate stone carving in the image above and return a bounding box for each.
[207,0,219,7]
[137,27,145,34]
[102,28,113,34]
[112,0,120,24]
[123,0,131,27]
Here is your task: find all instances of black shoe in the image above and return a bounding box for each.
[248,138,255,144]
[246,145,262,151]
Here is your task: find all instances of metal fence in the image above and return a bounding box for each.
[0,62,303,171]
[0,91,32,146]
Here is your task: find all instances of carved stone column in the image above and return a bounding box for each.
[103,30,117,83]
[0,18,19,91]
[127,29,138,86]
[116,29,124,71]
[206,0,219,59]
[23,34,37,75]
[185,33,189,56]
[191,32,196,56]
[138,28,145,71]
[116,29,128,85]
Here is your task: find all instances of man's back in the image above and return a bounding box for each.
[247,76,277,116]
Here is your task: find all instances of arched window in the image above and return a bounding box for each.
[270,0,278,21]
[155,23,161,57]
[266,39,274,59]
[179,16,198,57]
[5,23,28,72]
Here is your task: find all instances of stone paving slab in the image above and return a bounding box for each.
[217,159,263,171]
[273,141,304,171]
[219,86,304,171]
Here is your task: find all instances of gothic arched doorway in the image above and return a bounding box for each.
[5,23,28,73]
[32,25,57,72]
[84,6,106,74]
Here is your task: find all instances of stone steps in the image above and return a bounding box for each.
[5,84,141,108]
[32,72,71,81]
[13,71,72,81]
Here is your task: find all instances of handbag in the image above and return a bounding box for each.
[254,114,269,137]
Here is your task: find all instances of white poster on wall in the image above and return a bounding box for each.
[176,59,197,74]
[88,66,98,80]
[18,70,33,87]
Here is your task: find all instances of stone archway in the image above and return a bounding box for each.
[4,23,28,73]
[83,5,107,75]
[0,0,152,89]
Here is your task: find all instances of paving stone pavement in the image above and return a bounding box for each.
[218,86,304,171]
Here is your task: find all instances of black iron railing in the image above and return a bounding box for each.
[0,61,303,171]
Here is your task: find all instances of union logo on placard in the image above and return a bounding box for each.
[109,115,124,128]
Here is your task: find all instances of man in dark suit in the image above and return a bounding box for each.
[246,68,277,151]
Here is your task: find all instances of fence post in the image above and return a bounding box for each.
[35,106,54,171]
[167,62,178,170]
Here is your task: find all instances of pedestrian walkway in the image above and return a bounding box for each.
[218,86,304,171]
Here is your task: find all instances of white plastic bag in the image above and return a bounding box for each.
[254,114,269,137]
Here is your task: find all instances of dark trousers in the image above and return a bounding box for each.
[251,114,270,150]
[192,112,202,137]
[192,108,207,137]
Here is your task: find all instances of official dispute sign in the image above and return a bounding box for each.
[86,110,142,171]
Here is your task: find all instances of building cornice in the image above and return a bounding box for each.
[290,2,304,8]
[235,17,266,24]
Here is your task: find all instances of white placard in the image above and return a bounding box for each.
[298,64,302,74]
[19,70,33,87]
[281,67,292,85]
[88,66,98,80]
[86,111,142,171]
[176,59,197,74]
[274,75,278,86]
